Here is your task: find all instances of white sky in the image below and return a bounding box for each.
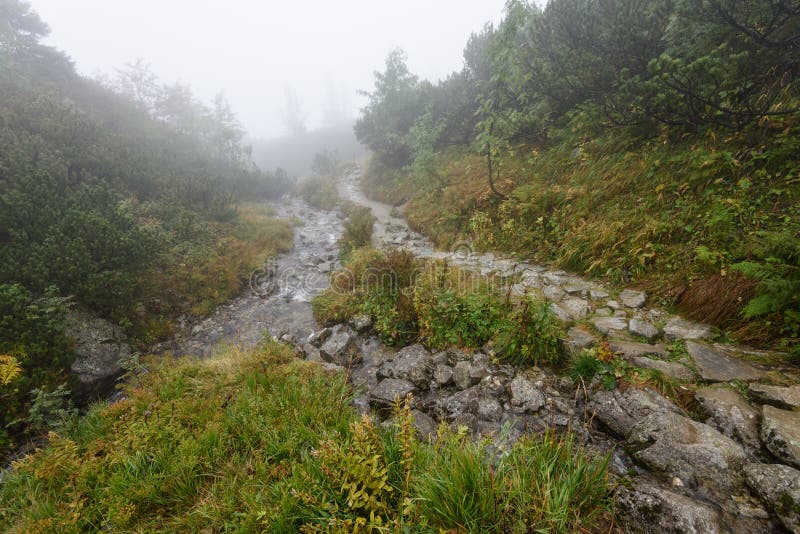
[28,0,508,139]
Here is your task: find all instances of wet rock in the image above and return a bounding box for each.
[433,364,454,386]
[588,387,682,438]
[620,289,647,308]
[615,482,726,534]
[686,341,765,382]
[606,299,621,309]
[308,328,332,348]
[589,288,609,300]
[550,303,572,322]
[629,318,661,342]
[695,386,761,453]
[477,397,504,422]
[411,410,438,440]
[744,463,800,533]
[509,376,545,413]
[542,285,566,302]
[378,344,432,389]
[591,316,628,334]
[627,412,747,496]
[453,361,475,390]
[442,386,482,418]
[348,314,373,333]
[761,405,800,468]
[66,310,132,395]
[563,283,588,296]
[609,340,667,358]
[748,383,800,410]
[664,318,713,340]
[319,325,359,366]
[565,326,598,355]
[630,356,695,382]
[370,379,417,407]
[561,297,591,319]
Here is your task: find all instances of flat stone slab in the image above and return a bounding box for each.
[370,379,417,407]
[664,318,713,340]
[749,383,800,410]
[628,318,661,342]
[686,341,766,382]
[619,289,647,308]
[744,463,800,533]
[591,316,629,334]
[695,386,761,452]
[762,405,800,468]
[631,356,695,382]
[609,340,667,358]
[565,326,597,355]
[560,297,591,319]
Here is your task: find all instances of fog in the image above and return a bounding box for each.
[29,0,507,141]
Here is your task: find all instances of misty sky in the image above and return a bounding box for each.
[28,1,508,139]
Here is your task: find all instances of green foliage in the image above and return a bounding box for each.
[339,206,376,259]
[0,283,74,452]
[21,384,77,434]
[0,343,612,532]
[296,174,340,210]
[413,262,506,349]
[494,296,563,365]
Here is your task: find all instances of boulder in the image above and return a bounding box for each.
[630,356,695,382]
[307,327,332,348]
[411,410,438,441]
[664,318,713,340]
[509,376,545,413]
[433,364,454,386]
[66,311,132,395]
[695,386,761,453]
[749,383,800,410]
[452,361,475,390]
[477,397,504,422]
[629,318,661,342]
[761,406,800,468]
[588,387,683,438]
[370,379,417,408]
[619,289,647,308]
[591,316,629,334]
[560,297,591,319]
[442,386,483,419]
[744,463,800,533]
[615,482,726,534]
[627,412,747,496]
[319,325,359,366]
[348,314,373,333]
[378,344,432,389]
[686,342,765,382]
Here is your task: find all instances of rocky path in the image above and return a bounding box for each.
[325,165,800,533]
[154,197,345,358]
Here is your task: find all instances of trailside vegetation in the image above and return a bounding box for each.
[0,2,294,453]
[354,0,800,355]
[0,342,612,533]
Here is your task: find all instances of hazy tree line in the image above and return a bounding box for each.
[356,0,800,172]
[0,0,292,448]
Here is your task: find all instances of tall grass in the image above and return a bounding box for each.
[0,342,612,532]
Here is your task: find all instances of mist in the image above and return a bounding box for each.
[27,0,506,174]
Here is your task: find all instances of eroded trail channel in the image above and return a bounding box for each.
[159,166,798,533]
[156,198,344,358]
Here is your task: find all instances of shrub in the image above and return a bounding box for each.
[494,296,563,365]
[339,206,376,259]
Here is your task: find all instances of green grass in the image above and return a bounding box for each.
[0,342,612,533]
[313,248,565,361]
[295,174,340,210]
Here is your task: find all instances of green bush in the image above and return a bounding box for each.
[339,206,376,259]
[494,297,563,365]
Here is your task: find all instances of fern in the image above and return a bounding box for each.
[0,355,22,386]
